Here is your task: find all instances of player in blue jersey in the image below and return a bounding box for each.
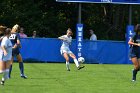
[128,24,140,81]
[58,28,84,71]
[9,24,27,79]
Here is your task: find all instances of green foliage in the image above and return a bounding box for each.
[0,0,140,40]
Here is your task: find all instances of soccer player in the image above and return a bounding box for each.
[0,26,6,74]
[0,25,7,74]
[0,28,12,85]
[128,24,140,81]
[58,28,85,71]
[9,24,27,79]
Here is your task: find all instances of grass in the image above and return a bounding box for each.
[0,63,140,93]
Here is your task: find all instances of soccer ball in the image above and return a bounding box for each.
[78,57,85,63]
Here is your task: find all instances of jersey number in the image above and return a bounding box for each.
[9,34,16,39]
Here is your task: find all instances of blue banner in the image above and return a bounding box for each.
[76,24,83,58]
[20,38,127,64]
[56,0,140,4]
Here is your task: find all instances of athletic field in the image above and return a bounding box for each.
[0,63,140,93]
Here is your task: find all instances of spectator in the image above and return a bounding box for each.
[19,27,27,38]
[89,29,97,40]
[89,29,97,50]
[32,31,38,38]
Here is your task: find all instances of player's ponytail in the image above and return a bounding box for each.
[4,28,11,36]
[135,24,140,35]
[0,25,7,33]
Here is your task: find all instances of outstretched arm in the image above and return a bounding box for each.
[128,38,139,46]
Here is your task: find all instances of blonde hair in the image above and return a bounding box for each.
[11,24,19,32]
[13,24,19,29]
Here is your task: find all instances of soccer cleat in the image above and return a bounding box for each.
[21,75,27,79]
[77,66,85,70]
[0,81,4,85]
[67,69,70,71]
[132,79,136,82]
[132,77,136,82]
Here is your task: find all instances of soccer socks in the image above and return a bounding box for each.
[0,70,3,74]
[66,62,70,71]
[9,65,12,78]
[132,69,139,81]
[19,62,24,76]
[2,69,9,81]
[73,58,79,68]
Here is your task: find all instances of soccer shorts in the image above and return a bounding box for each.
[129,48,140,58]
[2,53,12,62]
[60,47,73,55]
[12,48,20,57]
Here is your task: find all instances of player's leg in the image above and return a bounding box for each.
[0,54,5,74]
[0,62,6,85]
[1,61,10,85]
[63,52,70,71]
[69,53,79,68]
[0,61,4,74]
[138,59,140,70]
[8,56,14,78]
[5,60,10,79]
[69,53,85,70]
[131,57,139,81]
[16,54,27,78]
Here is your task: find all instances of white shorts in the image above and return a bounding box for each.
[60,47,73,55]
[2,53,12,62]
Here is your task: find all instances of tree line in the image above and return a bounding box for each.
[1,0,140,40]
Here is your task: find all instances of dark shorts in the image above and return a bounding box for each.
[129,48,140,58]
[12,48,20,57]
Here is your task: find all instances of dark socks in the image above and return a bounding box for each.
[19,62,24,75]
[9,65,12,78]
[132,69,139,81]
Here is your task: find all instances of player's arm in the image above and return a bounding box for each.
[0,36,3,41]
[12,39,21,49]
[16,33,22,48]
[17,39,22,48]
[12,34,22,49]
[1,45,8,56]
[1,38,8,56]
[58,35,66,41]
[128,38,139,46]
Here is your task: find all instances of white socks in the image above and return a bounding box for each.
[2,69,9,81]
[0,70,3,74]
[66,59,79,70]
[66,62,70,70]
[73,58,79,67]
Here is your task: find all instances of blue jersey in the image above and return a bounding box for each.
[9,32,21,56]
[9,32,20,46]
[130,34,140,58]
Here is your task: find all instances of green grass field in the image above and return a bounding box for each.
[0,63,140,93]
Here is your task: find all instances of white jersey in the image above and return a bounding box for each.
[90,34,97,40]
[0,36,12,61]
[60,35,72,48]
[59,35,73,55]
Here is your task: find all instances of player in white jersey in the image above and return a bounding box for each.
[0,28,12,85]
[0,25,6,74]
[58,28,84,71]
